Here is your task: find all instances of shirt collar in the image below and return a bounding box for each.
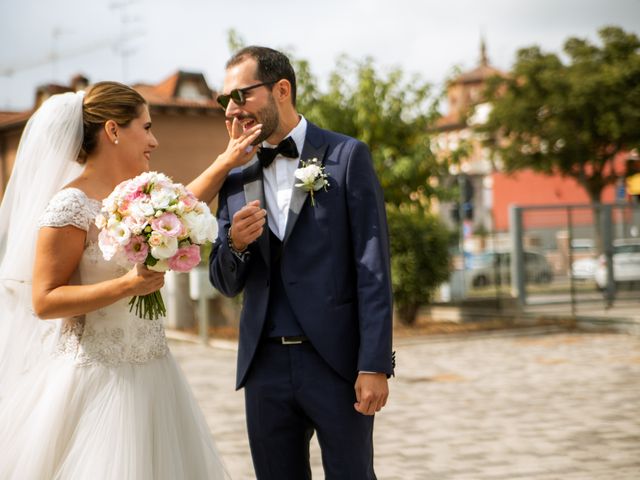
[263,115,307,159]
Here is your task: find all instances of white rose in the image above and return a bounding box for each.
[148,232,165,248]
[183,210,217,244]
[200,211,217,243]
[130,200,156,219]
[103,195,118,214]
[107,218,131,246]
[150,235,178,260]
[150,187,174,210]
[294,164,322,184]
[123,215,147,235]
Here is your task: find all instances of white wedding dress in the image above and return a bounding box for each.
[0,188,228,480]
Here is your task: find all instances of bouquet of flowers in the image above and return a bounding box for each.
[95,171,217,320]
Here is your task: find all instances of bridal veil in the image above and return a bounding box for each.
[0,91,85,395]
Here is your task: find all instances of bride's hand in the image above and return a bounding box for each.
[217,118,262,170]
[122,264,165,296]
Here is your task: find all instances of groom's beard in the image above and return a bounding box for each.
[251,96,280,145]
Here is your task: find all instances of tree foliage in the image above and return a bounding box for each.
[387,205,452,324]
[481,26,640,203]
[297,55,448,208]
[226,29,246,55]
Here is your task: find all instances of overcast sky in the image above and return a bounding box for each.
[1,0,639,111]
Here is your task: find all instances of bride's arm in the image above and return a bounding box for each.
[186,120,262,203]
[32,226,164,319]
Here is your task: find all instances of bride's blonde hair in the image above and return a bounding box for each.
[79,81,147,163]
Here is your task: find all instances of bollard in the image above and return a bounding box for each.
[189,265,218,345]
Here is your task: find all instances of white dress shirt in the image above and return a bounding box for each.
[262,116,307,240]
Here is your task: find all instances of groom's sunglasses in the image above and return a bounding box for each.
[216,81,277,110]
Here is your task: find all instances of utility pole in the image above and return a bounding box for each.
[110,0,145,83]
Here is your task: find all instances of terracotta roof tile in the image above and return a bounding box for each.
[0,70,221,132]
[133,71,220,110]
[133,84,220,110]
[0,110,33,130]
[453,64,504,85]
[154,72,180,98]
[36,84,73,95]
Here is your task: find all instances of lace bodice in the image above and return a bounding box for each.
[39,188,168,367]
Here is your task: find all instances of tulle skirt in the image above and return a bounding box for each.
[0,352,229,480]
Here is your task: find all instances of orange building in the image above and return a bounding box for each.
[491,166,623,231]
[433,41,636,253]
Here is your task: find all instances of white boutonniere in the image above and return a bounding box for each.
[294,158,329,207]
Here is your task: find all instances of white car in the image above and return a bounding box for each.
[569,239,597,281]
[468,250,553,288]
[594,240,640,289]
[571,257,598,281]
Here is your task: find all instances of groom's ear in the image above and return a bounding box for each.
[273,79,292,106]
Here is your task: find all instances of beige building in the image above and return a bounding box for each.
[0,71,229,200]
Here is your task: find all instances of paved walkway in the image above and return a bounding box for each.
[169,331,640,479]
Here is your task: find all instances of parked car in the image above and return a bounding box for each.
[569,239,597,281]
[571,257,598,281]
[468,250,553,288]
[594,240,640,289]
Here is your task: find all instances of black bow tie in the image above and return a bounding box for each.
[257,137,299,168]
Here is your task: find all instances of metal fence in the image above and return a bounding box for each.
[508,203,640,316]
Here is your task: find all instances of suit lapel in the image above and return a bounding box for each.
[283,123,328,244]
[242,158,270,266]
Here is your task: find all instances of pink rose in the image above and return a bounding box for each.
[118,199,131,215]
[151,212,182,237]
[179,192,198,211]
[168,244,201,272]
[124,189,145,203]
[123,214,148,235]
[124,235,149,263]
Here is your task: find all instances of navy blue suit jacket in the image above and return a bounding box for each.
[209,121,393,390]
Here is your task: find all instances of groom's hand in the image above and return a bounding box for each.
[354,373,389,416]
[230,200,266,251]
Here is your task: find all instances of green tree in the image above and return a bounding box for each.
[298,55,448,208]
[387,205,451,324]
[226,29,246,54]
[482,26,640,205]
[296,56,451,324]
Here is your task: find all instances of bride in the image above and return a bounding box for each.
[0,81,263,479]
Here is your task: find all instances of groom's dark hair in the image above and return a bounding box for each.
[226,46,297,106]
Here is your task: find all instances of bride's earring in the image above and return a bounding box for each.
[114,139,119,145]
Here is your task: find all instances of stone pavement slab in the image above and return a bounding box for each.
[169,332,640,479]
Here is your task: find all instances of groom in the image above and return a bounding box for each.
[209,46,394,479]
